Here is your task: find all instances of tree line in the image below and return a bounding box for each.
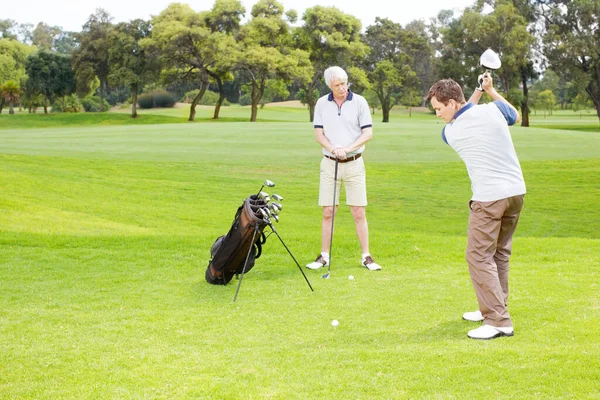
[1,0,599,124]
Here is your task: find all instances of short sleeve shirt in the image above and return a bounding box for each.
[313,91,372,156]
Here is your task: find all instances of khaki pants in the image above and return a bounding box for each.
[466,195,524,327]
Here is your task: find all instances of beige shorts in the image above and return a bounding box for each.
[318,157,367,206]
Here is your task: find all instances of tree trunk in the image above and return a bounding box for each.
[188,82,207,122]
[588,64,600,122]
[43,96,48,114]
[131,89,138,118]
[99,80,107,112]
[0,98,4,113]
[9,101,15,114]
[306,78,318,122]
[210,73,224,120]
[250,83,263,122]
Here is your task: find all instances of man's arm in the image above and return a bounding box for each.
[479,73,521,124]
[315,127,338,154]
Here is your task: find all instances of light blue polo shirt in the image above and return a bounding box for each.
[313,90,372,157]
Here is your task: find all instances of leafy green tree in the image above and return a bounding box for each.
[0,38,35,84]
[362,18,416,122]
[108,19,158,118]
[404,20,436,106]
[294,6,367,121]
[72,9,114,111]
[540,0,600,120]
[1,80,21,114]
[31,23,62,50]
[236,0,312,121]
[537,89,556,116]
[147,2,238,121]
[25,50,76,113]
[203,0,245,119]
[54,31,78,55]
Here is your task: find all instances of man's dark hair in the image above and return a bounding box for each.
[427,79,466,105]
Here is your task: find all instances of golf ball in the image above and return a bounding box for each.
[331,320,339,327]
[348,275,354,280]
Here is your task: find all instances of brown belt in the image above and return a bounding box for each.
[324,153,361,163]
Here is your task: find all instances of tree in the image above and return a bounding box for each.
[25,50,76,113]
[72,9,114,111]
[362,18,416,122]
[147,2,239,121]
[236,0,312,121]
[31,23,62,50]
[1,80,21,114]
[540,0,600,120]
[109,19,158,118]
[0,39,36,84]
[537,89,556,116]
[294,6,367,121]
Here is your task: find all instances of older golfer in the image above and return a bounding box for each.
[427,74,526,340]
[306,66,382,272]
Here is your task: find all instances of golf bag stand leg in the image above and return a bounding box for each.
[233,224,260,302]
[268,224,313,291]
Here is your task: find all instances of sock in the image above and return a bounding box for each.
[362,253,370,262]
[320,252,330,263]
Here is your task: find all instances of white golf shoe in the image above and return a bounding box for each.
[467,324,514,340]
[362,256,382,271]
[306,254,328,270]
[462,310,484,322]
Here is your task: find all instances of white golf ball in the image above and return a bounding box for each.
[331,319,339,327]
[348,275,354,280]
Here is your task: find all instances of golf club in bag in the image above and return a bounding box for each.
[205,180,313,301]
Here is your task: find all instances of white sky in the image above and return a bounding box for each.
[5,0,476,32]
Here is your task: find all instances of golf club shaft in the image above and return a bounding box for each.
[326,159,339,277]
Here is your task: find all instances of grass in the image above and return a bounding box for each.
[0,109,599,398]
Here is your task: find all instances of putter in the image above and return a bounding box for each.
[322,158,339,279]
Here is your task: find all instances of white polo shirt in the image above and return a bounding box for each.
[442,101,526,202]
[313,90,372,157]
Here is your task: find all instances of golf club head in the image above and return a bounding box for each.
[321,272,330,279]
[271,202,282,212]
[271,214,279,223]
[479,48,501,70]
[272,194,283,202]
[258,208,271,222]
[264,180,275,188]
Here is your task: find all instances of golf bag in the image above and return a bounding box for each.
[205,195,269,285]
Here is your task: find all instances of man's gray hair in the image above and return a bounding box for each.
[324,66,348,86]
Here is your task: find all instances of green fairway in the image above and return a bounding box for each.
[0,111,599,398]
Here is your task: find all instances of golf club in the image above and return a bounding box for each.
[271,194,283,202]
[477,48,501,91]
[255,180,275,198]
[322,158,339,279]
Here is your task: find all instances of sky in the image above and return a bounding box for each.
[5,0,476,33]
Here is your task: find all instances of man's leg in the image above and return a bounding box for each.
[493,195,524,306]
[466,199,512,327]
[350,206,369,253]
[321,205,338,253]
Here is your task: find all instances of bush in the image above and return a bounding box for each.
[137,93,153,109]
[81,96,111,112]
[153,90,176,108]
[51,95,83,113]
[137,91,176,108]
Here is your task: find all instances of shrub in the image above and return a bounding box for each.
[138,91,176,108]
[81,96,111,112]
[152,90,176,108]
[137,93,153,109]
[51,95,83,113]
